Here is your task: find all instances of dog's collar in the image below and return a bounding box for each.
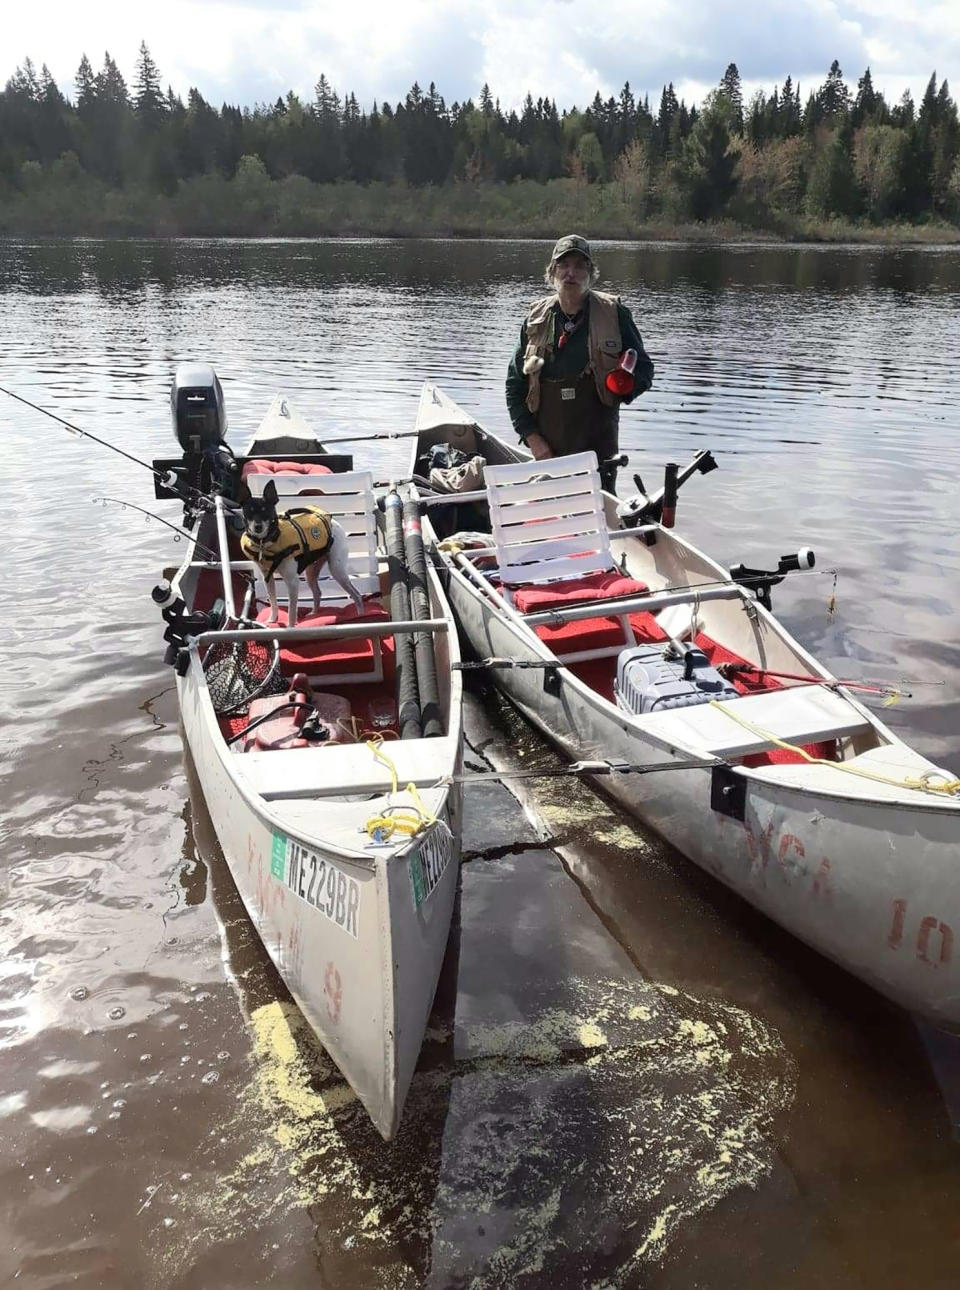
[248,519,280,556]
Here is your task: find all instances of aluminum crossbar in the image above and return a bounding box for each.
[522,584,750,627]
[194,619,448,645]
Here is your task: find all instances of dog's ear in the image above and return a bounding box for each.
[263,479,278,505]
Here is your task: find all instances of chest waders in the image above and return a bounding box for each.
[536,370,621,491]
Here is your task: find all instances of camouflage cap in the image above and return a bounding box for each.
[549,234,593,265]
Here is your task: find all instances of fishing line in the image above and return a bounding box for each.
[433,757,721,785]
[93,497,230,567]
[0,383,215,510]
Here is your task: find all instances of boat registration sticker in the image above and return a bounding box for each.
[409,822,454,911]
[271,834,360,939]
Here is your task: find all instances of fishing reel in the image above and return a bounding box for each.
[159,442,240,525]
[153,581,225,675]
[729,549,815,611]
[617,449,718,529]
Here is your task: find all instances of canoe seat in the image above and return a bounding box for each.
[511,569,649,612]
[244,466,383,684]
[241,459,332,484]
[256,601,389,683]
[484,451,639,663]
[638,685,872,760]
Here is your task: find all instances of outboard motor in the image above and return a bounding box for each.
[171,363,227,452]
[167,363,238,518]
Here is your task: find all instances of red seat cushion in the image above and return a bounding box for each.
[242,459,332,482]
[511,569,649,613]
[535,609,668,656]
[256,601,388,675]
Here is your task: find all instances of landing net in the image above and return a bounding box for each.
[203,635,286,716]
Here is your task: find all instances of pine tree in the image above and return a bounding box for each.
[718,63,743,134]
[780,77,801,136]
[891,89,914,129]
[853,68,879,126]
[682,92,738,218]
[8,58,40,101]
[96,53,128,108]
[134,41,166,126]
[75,54,95,113]
[656,83,679,154]
[314,74,340,122]
[818,60,850,119]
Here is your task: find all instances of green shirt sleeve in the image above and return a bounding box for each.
[616,302,654,404]
[505,321,539,442]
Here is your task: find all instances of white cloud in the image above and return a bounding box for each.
[1,0,955,113]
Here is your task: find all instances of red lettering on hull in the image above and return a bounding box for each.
[324,961,343,1024]
[811,856,833,903]
[918,917,954,967]
[887,901,953,966]
[888,899,908,950]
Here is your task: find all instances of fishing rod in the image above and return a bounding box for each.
[714,662,911,702]
[0,382,219,513]
[319,428,423,445]
[93,497,225,564]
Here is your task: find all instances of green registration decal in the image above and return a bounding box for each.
[270,833,287,879]
[410,824,453,911]
[271,833,360,939]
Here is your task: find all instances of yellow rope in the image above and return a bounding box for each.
[708,700,960,798]
[366,736,398,794]
[363,737,440,842]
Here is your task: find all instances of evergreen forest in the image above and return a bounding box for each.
[1,46,959,239]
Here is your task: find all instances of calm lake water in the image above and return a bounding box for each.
[1,237,960,1288]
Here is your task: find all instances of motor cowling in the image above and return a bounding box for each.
[171,363,227,452]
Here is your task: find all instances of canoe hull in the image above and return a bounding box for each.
[440,522,960,1031]
[177,651,460,1138]
[164,396,464,1139]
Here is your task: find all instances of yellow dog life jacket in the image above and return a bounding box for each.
[240,507,334,579]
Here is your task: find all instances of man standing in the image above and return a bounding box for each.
[505,234,653,491]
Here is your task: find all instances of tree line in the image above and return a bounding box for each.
[1,45,958,235]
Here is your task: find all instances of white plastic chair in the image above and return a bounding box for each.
[483,451,638,664]
[244,467,383,684]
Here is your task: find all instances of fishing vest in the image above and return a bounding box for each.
[522,289,623,414]
[240,508,334,578]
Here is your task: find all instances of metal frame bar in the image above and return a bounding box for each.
[214,496,240,621]
[522,584,750,627]
[445,526,657,563]
[193,618,448,645]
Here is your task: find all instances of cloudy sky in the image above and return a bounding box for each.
[3,0,958,114]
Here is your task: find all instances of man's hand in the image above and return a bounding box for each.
[526,433,554,461]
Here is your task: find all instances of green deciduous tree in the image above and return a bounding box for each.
[680,91,738,218]
[806,116,860,218]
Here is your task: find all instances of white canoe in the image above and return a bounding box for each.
[163,394,463,1139]
[411,382,960,1030]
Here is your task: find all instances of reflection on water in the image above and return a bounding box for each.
[1,238,959,1287]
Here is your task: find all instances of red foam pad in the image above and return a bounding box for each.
[511,570,649,613]
[256,601,388,674]
[242,459,333,481]
[535,609,668,656]
[743,741,837,767]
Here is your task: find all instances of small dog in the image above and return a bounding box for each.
[240,479,364,625]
